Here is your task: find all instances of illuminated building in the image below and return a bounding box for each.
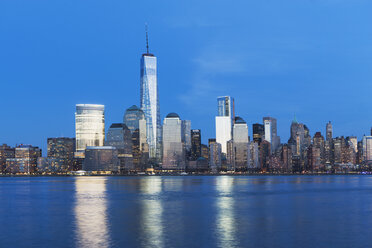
[216,96,234,154]
[47,137,75,172]
[140,32,161,160]
[162,113,185,169]
[191,129,201,160]
[83,146,119,172]
[75,104,105,157]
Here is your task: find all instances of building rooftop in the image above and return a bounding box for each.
[127,105,140,111]
[166,112,180,119]
[110,123,124,128]
[76,104,104,111]
[86,146,117,150]
[234,116,246,124]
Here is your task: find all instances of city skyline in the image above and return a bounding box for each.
[1,0,372,153]
[3,2,372,248]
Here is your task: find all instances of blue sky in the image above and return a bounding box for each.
[1,0,372,153]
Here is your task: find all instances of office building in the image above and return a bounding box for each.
[288,118,310,156]
[362,136,372,162]
[191,129,201,160]
[140,32,161,160]
[216,96,234,154]
[209,142,222,171]
[263,117,280,153]
[307,145,321,171]
[233,116,249,170]
[281,144,292,171]
[217,96,235,118]
[346,136,358,153]
[201,144,209,160]
[226,140,235,170]
[123,105,145,133]
[0,144,15,173]
[105,123,134,171]
[5,145,41,174]
[326,121,333,141]
[260,140,271,169]
[248,142,260,169]
[37,157,66,173]
[182,120,192,154]
[208,138,216,160]
[124,105,147,170]
[312,132,325,166]
[47,137,75,172]
[75,104,105,156]
[252,123,264,145]
[162,113,185,169]
[83,146,119,172]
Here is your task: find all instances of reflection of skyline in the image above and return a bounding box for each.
[139,177,164,248]
[215,176,238,248]
[74,177,109,248]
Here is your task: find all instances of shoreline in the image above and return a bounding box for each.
[0,173,369,177]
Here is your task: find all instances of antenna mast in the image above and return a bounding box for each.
[145,23,149,54]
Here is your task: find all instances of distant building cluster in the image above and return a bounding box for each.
[1,35,372,175]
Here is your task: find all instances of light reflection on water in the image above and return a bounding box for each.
[215,176,238,248]
[139,177,164,248]
[74,177,110,248]
[1,176,370,247]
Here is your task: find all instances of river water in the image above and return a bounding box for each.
[0,175,371,248]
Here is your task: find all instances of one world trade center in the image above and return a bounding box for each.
[140,27,161,161]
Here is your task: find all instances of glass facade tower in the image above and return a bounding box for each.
[123,105,145,133]
[217,96,235,119]
[326,121,333,141]
[75,104,105,155]
[140,53,161,160]
[216,96,235,154]
[162,113,185,169]
[263,116,280,154]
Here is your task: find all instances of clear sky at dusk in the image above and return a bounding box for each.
[1,0,372,153]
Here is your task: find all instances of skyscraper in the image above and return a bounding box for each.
[217,96,235,118]
[162,113,185,169]
[124,105,147,169]
[252,123,264,145]
[140,29,161,161]
[215,96,234,154]
[233,116,249,170]
[209,142,222,171]
[313,132,325,166]
[75,104,105,157]
[263,117,280,153]
[288,118,310,157]
[123,105,146,133]
[182,120,192,153]
[346,136,358,153]
[326,121,333,141]
[191,129,202,160]
[105,123,134,171]
[362,136,372,162]
[0,144,15,173]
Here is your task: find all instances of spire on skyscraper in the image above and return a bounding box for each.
[292,114,298,124]
[145,23,149,54]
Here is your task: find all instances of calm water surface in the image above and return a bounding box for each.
[1,175,372,248]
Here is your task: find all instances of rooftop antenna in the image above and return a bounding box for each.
[145,23,149,54]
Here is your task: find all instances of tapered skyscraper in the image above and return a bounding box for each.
[140,27,161,160]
